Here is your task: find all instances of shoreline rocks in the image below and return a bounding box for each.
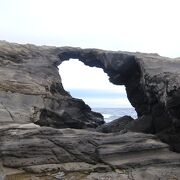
[0,40,180,179]
[1,126,180,179]
[97,116,134,133]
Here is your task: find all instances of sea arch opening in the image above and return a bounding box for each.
[58,59,137,122]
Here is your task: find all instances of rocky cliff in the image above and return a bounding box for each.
[0,41,180,179]
[0,41,104,129]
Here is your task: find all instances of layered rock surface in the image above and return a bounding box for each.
[1,125,180,179]
[0,41,104,129]
[0,41,180,179]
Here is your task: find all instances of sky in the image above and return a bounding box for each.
[58,59,130,107]
[0,0,180,107]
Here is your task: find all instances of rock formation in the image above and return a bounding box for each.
[0,41,104,129]
[97,115,134,133]
[1,124,180,179]
[58,46,180,151]
[0,40,180,179]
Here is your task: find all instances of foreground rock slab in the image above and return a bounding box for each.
[0,125,180,179]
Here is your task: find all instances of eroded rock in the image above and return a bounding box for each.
[1,41,180,179]
[0,41,104,129]
[57,46,180,151]
[0,126,180,179]
[97,116,134,133]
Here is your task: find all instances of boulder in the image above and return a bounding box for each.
[97,115,134,133]
[125,115,154,133]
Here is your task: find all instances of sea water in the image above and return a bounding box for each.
[92,108,137,123]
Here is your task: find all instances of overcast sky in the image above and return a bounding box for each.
[0,0,180,107]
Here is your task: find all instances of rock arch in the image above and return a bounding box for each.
[0,41,180,151]
[57,47,180,137]
[1,41,180,178]
[58,48,142,113]
[58,58,133,110]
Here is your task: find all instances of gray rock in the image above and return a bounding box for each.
[98,132,180,169]
[97,116,134,133]
[0,41,104,128]
[0,126,180,179]
[1,41,180,179]
[57,46,180,151]
[1,41,180,139]
[126,115,153,133]
[86,172,129,180]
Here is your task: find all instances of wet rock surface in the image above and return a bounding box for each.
[0,41,180,179]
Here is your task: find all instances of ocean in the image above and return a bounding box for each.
[92,108,137,123]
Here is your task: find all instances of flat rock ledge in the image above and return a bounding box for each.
[0,124,180,179]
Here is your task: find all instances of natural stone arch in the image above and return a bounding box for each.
[0,41,180,151]
[57,47,179,136]
[57,48,143,116]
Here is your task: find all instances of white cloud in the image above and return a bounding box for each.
[59,59,131,107]
[59,59,126,93]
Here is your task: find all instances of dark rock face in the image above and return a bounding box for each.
[0,41,104,128]
[126,115,154,133]
[36,98,104,129]
[97,116,134,133]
